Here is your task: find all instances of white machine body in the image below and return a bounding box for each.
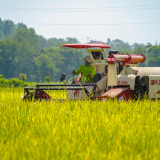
[148,75,160,98]
[116,66,160,99]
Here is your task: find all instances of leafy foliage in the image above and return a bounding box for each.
[0,77,35,87]
[45,76,51,82]
[0,74,4,79]
[19,73,27,81]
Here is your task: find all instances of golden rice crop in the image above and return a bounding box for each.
[0,88,160,160]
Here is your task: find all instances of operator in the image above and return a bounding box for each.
[72,56,96,83]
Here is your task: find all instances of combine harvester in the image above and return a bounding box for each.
[22,43,160,101]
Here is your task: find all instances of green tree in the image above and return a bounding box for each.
[45,76,51,82]
[19,73,27,81]
[0,74,4,79]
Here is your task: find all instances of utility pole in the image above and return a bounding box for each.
[87,37,89,43]
[146,47,152,67]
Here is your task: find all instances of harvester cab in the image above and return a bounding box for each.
[62,43,110,76]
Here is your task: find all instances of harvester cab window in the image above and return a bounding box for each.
[91,51,104,59]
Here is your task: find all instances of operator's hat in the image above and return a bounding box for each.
[82,56,92,63]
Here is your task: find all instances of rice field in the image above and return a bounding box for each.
[0,87,160,159]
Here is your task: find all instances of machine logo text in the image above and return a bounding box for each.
[150,80,160,85]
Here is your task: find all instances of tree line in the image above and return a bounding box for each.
[0,18,160,82]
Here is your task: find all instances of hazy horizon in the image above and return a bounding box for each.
[1,0,160,45]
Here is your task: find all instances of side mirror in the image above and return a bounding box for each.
[60,73,66,82]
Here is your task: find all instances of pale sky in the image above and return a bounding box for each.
[0,0,160,45]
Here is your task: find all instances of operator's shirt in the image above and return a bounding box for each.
[75,64,96,83]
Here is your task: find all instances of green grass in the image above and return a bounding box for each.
[0,88,160,159]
